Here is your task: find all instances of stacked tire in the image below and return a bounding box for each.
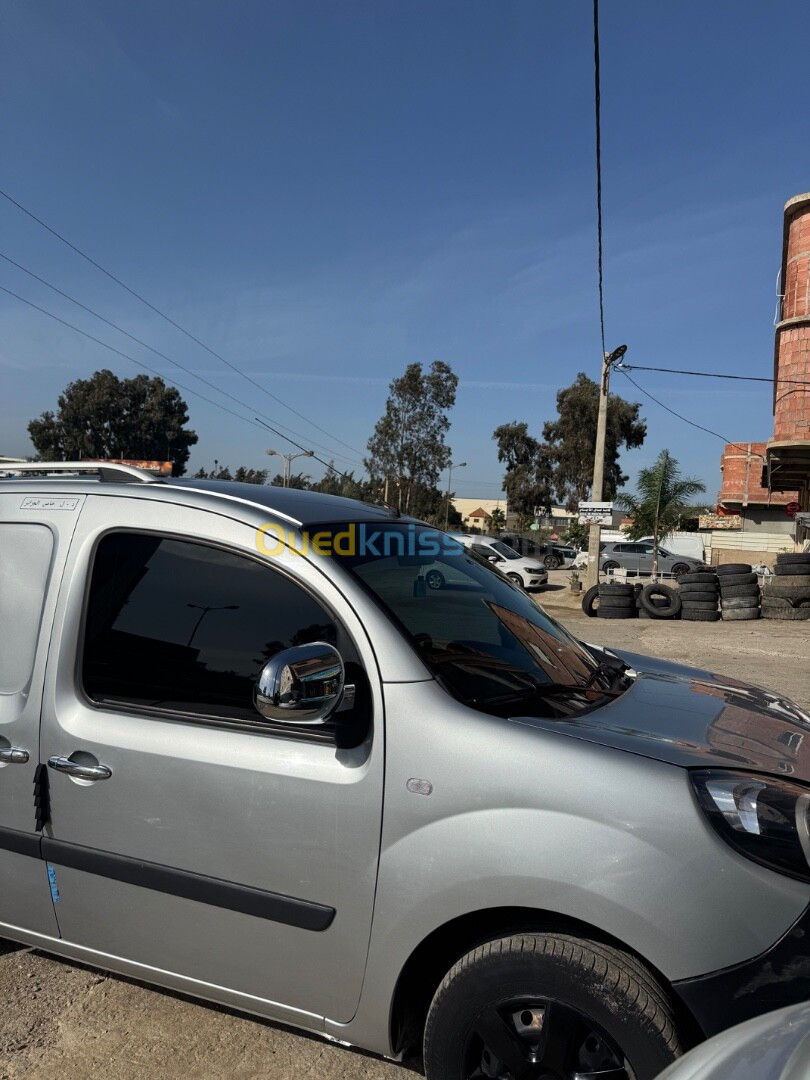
[595,582,636,619]
[716,563,760,621]
[678,570,720,622]
[761,552,810,621]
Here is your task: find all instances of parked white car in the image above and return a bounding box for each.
[457,535,549,589]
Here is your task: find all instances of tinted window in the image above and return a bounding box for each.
[83,533,344,723]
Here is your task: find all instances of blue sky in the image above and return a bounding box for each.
[1,0,807,502]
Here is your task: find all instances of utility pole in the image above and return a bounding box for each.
[266,449,314,487]
[584,345,627,590]
[444,461,466,531]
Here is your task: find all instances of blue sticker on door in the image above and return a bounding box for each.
[47,865,61,903]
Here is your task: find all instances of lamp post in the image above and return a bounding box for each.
[186,604,239,648]
[585,344,628,590]
[444,461,467,531]
[266,449,314,487]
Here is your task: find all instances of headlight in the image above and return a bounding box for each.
[692,770,810,882]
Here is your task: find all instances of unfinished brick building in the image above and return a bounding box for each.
[766,192,810,515]
[717,193,809,540]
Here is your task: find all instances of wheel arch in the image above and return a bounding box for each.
[388,905,704,1058]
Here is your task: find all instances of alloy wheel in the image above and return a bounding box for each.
[464,998,631,1080]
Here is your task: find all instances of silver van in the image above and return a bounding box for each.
[4,462,810,1080]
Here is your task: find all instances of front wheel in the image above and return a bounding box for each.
[423,933,682,1080]
[507,573,524,588]
[602,561,619,574]
[671,563,690,578]
[543,554,560,570]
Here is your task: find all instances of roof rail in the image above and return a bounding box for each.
[0,462,165,484]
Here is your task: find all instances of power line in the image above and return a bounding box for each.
[616,367,766,461]
[0,282,274,437]
[619,361,810,388]
[0,251,365,468]
[0,186,364,458]
[593,0,606,356]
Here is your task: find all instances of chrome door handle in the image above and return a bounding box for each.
[0,748,29,764]
[48,756,112,781]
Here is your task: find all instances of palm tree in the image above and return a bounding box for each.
[615,451,706,577]
[489,507,506,534]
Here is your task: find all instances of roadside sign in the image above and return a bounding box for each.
[785,501,801,518]
[578,501,613,526]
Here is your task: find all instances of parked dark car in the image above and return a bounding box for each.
[500,533,577,569]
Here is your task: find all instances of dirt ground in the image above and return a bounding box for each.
[2,583,809,1079]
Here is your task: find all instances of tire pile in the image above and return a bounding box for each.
[716,563,761,622]
[582,582,683,620]
[593,582,635,619]
[761,552,810,621]
[678,570,720,622]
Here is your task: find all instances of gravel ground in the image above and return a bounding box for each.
[2,584,809,1079]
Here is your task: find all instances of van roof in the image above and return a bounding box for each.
[0,468,407,529]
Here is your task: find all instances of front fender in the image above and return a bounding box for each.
[327,681,810,1057]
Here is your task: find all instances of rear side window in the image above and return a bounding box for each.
[0,524,53,694]
[82,532,344,723]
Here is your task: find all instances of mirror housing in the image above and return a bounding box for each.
[254,642,344,726]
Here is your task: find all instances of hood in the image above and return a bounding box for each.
[512,648,810,781]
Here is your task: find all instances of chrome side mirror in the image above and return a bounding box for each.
[254,642,344,726]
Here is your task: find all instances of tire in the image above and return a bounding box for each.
[678,582,719,594]
[425,569,445,591]
[776,553,810,566]
[761,603,810,621]
[602,561,620,573]
[774,563,810,576]
[680,601,718,611]
[678,571,718,585]
[678,590,718,603]
[763,585,810,603]
[721,596,760,610]
[543,554,560,570]
[599,583,634,597]
[597,607,636,619]
[423,933,683,1080]
[715,573,758,587]
[716,563,752,576]
[720,583,761,598]
[599,595,635,608]
[639,583,682,618]
[670,563,691,577]
[507,573,523,588]
[761,596,793,609]
[722,608,761,621]
[582,585,600,618]
[768,574,810,587]
[681,609,721,621]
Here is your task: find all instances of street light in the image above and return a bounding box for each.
[444,461,467,531]
[186,603,239,648]
[266,449,314,487]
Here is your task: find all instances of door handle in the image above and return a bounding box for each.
[48,756,112,781]
[0,748,29,764]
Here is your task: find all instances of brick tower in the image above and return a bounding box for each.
[766,192,810,511]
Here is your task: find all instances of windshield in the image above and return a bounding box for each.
[491,541,521,560]
[319,523,622,718]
